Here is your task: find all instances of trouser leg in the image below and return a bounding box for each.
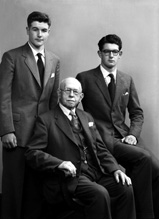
[74,175,112,219]
[150,153,159,219]
[114,140,154,219]
[98,174,136,219]
[133,139,159,219]
[1,147,25,219]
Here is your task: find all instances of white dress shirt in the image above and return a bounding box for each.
[28,42,45,65]
[59,103,76,121]
[100,65,117,86]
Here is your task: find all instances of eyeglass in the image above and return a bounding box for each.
[61,88,81,96]
[101,49,120,56]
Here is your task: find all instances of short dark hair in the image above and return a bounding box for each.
[27,11,51,27]
[98,34,122,51]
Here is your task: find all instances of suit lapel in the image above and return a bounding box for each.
[76,110,101,164]
[43,50,53,87]
[93,67,127,108]
[76,110,94,146]
[94,66,112,107]
[55,106,78,145]
[113,70,125,106]
[22,43,41,87]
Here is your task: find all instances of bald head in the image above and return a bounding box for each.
[60,77,82,93]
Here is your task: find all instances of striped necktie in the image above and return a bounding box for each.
[69,110,81,131]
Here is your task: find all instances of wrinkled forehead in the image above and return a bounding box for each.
[60,78,82,92]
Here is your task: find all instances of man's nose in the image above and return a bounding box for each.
[38,30,42,37]
[69,90,75,96]
[109,51,114,57]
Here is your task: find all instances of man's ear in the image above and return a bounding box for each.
[119,50,123,57]
[79,93,84,103]
[26,27,29,35]
[97,50,102,58]
[57,89,61,99]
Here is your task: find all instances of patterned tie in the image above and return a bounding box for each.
[69,110,81,131]
[108,73,115,102]
[37,53,44,87]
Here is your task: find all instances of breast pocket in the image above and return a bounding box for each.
[119,91,129,109]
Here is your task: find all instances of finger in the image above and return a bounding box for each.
[121,175,125,185]
[121,137,125,142]
[13,138,17,147]
[115,174,120,183]
[3,142,13,149]
[9,141,17,148]
[70,167,76,176]
[63,169,72,177]
[127,177,132,185]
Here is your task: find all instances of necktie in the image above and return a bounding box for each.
[37,53,44,87]
[69,110,81,131]
[108,73,115,102]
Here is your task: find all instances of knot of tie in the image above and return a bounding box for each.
[108,73,114,81]
[37,52,42,58]
[69,110,81,131]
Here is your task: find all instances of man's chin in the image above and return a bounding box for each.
[31,43,44,49]
[67,104,76,110]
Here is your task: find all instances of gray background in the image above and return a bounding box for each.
[0,0,159,192]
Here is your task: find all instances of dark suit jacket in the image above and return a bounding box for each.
[25,105,120,204]
[76,66,144,153]
[0,43,60,147]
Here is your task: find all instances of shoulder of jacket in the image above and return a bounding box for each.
[78,66,99,76]
[3,44,25,56]
[118,70,132,78]
[46,50,60,61]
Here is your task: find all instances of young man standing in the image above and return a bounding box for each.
[76,34,159,219]
[0,11,60,219]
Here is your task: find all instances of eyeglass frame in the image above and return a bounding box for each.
[60,88,82,96]
[101,49,121,56]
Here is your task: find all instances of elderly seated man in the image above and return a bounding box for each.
[25,77,136,219]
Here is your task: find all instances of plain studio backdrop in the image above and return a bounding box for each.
[0,0,159,192]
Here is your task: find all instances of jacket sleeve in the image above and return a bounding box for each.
[25,115,63,173]
[127,77,144,138]
[49,58,60,110]
[0,52,15,136]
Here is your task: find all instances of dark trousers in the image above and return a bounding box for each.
[73,174,136,219]
[1,147,26,219]
[114,138,159,219]
[145,146,159,219]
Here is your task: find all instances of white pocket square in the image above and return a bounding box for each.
[51,73,55,78]
[123,92,129,95]
[88,122,94,127]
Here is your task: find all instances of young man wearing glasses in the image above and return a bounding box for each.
[76,34,159,219]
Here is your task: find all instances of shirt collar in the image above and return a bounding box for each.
[59,103,76,120]
[28,42,45,58]
[100,64,117,80]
